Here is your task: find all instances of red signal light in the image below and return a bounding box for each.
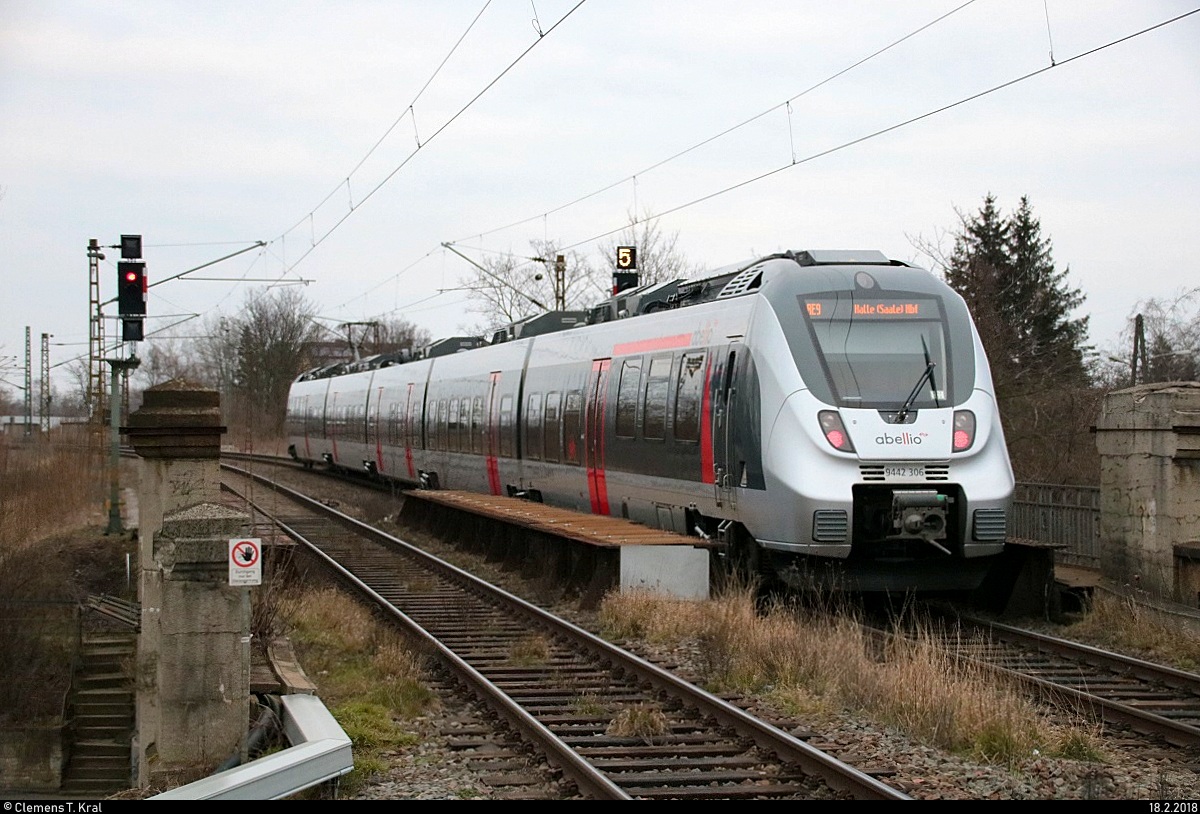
[117,260,146,316]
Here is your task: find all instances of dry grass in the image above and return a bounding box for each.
[0,430,113,725]
[598,586,1107,767]
[0,430,106,549]
[606,702,670,742]
[1062,591,1200,672]
[508,633,552,666]
[276,585,437,793]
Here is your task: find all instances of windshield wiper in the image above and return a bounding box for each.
[894,337,939,423]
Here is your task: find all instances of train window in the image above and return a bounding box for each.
[675,351,706,442]
[438,399,449,451]
[800,293,952,408]
[459,398,471,453]
[544,391,562,463]
[406,396,418,448]
[643,356,672,441]
[448,398,459,452]
[615,358,642,438]
[471,396,483,454]
[525,393,543,460]
[563,391,582,464]
[499,395,514,457]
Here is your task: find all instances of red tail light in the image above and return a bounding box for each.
[818,410,855,452]
[953,410,976,451]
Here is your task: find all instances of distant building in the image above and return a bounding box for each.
[0,415,71,435]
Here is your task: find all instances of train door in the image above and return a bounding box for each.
[368,385,384,475]
[403,382,418,480]
[298,394,311,459]
[329,390,340,465]
[485,372,502,495]
[712,344,740,509]
[585,358,611,515]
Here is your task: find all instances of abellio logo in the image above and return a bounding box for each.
[875,431,928,445]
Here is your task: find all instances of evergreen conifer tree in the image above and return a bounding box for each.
[938,194,1095,482]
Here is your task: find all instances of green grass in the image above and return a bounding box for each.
[278,587,437,794]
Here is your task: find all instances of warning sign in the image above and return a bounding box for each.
[229,538,262,586]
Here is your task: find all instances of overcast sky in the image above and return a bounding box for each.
[1,1,1197,397]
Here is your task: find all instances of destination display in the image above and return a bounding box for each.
[803,296,935,320]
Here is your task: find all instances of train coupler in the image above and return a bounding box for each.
[890,490,953,555]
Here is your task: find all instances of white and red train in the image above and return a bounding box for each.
[286,249,1015,592]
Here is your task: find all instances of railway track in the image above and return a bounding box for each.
[220,462,909,801]
[222,452,1200,787]
[930,610,1200,754]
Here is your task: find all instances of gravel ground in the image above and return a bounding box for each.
[263,470,1200,801]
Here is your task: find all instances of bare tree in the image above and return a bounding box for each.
[456,213,699,333]
[333,316,432,360]
[137,338,204,388]
[185,288,320,441]
[598,208,701,289]
[1105,289,1200,386]
[364,316,432,355]
[457,241,598,333]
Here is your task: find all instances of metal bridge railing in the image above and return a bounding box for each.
[1010,481,1101,569]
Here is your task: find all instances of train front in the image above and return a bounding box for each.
[745,254,1015,593]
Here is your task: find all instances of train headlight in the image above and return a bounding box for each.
[818,410,855,452]
[952,410,976,452]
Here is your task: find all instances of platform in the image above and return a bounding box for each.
[398,489,712,604]
[401,489,709,548]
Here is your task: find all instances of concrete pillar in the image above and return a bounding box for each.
[125,379,251,787]
[1095,382,1200,602]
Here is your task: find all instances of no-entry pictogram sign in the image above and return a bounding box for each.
[229,538,262,586]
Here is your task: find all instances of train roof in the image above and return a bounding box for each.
[295,249,912,382]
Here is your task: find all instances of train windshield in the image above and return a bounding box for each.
[798,294,950,410]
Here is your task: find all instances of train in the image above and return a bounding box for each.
[286,249,1015,593]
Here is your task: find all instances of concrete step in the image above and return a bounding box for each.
[76,672,133,689]
[60,777,129,795]
[72,706,133,720]
[63,760,130,780]
[69,744,128,763]
[62,631,136,796]
[73,686,134,701]
[73,725,132,741]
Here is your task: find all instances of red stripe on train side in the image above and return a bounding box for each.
[700,357,714,484]
[590,359,611,515]
[404,383,417,479]
[598,360,610,515]
[486,372,502,495]
[612,332,694,357]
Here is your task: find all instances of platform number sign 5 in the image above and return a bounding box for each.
[616,246,637,270]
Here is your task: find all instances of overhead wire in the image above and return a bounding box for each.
[494,7,1200,256]
[112,2,561,359]
[275,0,496,243]
[448,0,981,245]
[272,0,588,283]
